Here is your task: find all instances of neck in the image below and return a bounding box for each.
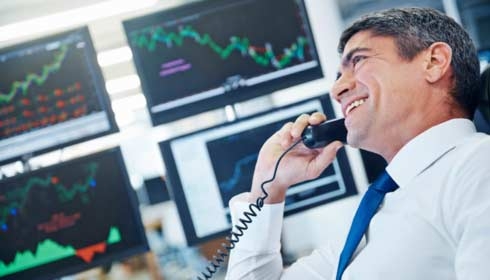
[381,102,467,163]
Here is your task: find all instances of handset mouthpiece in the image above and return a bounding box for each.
[301,118,347,149]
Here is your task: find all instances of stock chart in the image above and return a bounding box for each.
[206,121,284,206]
[206,110,340,209]
[0,27,117,165]
[0,149,147,280]
[160,96,358,245]
[0,33,103,140]
[124,0,322,124]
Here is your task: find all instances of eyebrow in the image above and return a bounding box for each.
[341,47,372,67]
[336,47,372,80]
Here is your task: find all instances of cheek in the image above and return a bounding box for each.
[355,62,388,91]
[355,71,377,94]
[356,65,410,112]
[360,74,406,121]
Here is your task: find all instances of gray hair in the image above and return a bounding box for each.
[338,7,480,118]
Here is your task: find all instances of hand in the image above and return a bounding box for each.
[250,112,344,204]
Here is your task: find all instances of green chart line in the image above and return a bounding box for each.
[0,44,69,105]
[0,226,121,277]
[131,25,308,69]
[0,163,98,227]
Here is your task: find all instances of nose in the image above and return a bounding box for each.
[331,71,355,103]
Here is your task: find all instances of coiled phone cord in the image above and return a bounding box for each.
[196,138,304,280]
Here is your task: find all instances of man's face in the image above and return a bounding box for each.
[332,31,426,156]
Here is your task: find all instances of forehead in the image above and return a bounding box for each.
[342,31,397,56]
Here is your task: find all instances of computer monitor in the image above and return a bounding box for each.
[159,95,357,245]
[123,0,323,125]
[143,176,171,205]
[0,27,118,165]
[359,150,387,183]
[0,148,148,280]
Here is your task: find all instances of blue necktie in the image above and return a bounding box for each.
[336,170,399,280]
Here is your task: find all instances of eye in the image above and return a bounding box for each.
[351,55,367,68]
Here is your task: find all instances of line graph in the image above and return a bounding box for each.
[206,112,311,207]
[0,137,147,280]
[0,26,117,170]
[206,123,281,206]
[131,25,308,69]
[0,163,98,230]
[0,44,69,105]
[123,0,322,123]
[219,153,258,192]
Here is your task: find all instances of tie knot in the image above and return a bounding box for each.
[369,170,399,193]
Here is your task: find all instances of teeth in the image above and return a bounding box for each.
[346,99,366,116]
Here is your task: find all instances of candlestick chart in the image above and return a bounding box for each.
[0,149,147,280]
[0,39,102,140]
[0,27,117,166]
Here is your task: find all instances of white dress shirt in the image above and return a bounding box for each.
[225,119,490,280]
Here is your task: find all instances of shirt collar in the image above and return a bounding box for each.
[386,118,476,188]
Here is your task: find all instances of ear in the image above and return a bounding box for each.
[424,42,452,84]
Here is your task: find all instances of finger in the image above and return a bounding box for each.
[274,122,292,143]
[279,122,294,147]
[291,114,310,138]
[276,121,293,138]
[309,112,327,125]
[309,141,344,175]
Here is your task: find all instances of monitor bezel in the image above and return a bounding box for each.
[159,95,357,245]
[0,147,148,280]
[123,0,324,125]
[0,26,119,166]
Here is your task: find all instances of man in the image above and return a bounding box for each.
[225,7,490,280]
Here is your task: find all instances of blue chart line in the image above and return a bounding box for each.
[219,153,258,192]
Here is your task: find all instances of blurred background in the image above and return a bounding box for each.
[0,0,488,279]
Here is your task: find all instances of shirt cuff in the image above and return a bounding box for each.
[228,192,285,253]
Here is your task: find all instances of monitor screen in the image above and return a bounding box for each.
[123,0,323,125]
[0,27,118,165]
[359,150,387,184]
[0,148,148,280]
[160,96,357,245]
[479,49,490,71]
[143,176,171,205]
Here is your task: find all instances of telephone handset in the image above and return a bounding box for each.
[197,117,348,279]
[302,118,347,148]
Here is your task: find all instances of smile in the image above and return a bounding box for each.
[346,98,366,116]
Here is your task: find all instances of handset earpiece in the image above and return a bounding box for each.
[301,118,347,149]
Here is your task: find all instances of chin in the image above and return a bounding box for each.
[347,129,375,150]
[346,132,361,148]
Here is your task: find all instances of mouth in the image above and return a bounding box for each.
[345,98,367,116]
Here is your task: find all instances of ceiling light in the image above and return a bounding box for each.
[0,0,158,43]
